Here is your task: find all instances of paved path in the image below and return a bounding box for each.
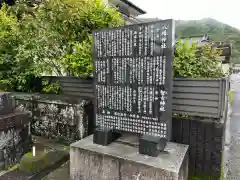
[0,136,70,180]
[35,137,70,180]
[226,74,240,180]
[41,161,70,180]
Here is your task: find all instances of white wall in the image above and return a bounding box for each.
[102,0,109,6]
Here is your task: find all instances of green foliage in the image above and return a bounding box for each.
[17,0,124,76]
[0,4,40,92]
[174,40,224,78]
[0,3,228,92]
[229,90,234,105]
[42,80,61,94]
[0,0,123,92]
[176,18,240,63]
[61,38,93,76]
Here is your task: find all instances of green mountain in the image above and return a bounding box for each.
[176,18,240,63]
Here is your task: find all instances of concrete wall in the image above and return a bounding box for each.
[102,0,108,6]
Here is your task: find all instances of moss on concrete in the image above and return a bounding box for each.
[63,146,70,151]
[19,151,49,175]
[229,90,234,105]
[189,137,227,180]
[188,154,225,180]
[7,163,19,171]
[188,164,225,179]
[19,149,69,175]
[188,176,216,180]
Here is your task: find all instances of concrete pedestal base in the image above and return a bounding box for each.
[70,135,189,180]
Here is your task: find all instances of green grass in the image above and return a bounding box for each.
[7,163,19,171]
[63,146,70,151]
[23,151,46,159]
[188,152,225,180]
[229,90,234,105]
[189,177,216,180]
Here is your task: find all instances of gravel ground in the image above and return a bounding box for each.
[226,75,240,180]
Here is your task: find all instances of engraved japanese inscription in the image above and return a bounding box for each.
[93,20,175,138]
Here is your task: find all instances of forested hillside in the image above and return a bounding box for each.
[176,18,240,63]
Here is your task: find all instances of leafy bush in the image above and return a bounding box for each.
[0,4,41,92]
[174,40,225,78]
[0,0,123,92]
[17,0,124,76]
[0,0,226,93]
[42,80,61,94]
[61,38,93,76]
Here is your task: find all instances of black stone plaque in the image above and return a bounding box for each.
[93,19,175,140]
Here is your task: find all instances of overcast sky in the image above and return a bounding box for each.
[129,0,240,29]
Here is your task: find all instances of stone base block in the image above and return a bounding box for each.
[139,135,167,157]
[70,135,189,180]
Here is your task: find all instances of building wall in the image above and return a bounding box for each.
[102,0,108,6]
[107,0,143,25]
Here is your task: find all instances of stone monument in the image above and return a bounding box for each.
[0,92,32,169]
[92,19,175,157]
[70,19,189,180]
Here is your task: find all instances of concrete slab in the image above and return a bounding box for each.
[70,135,189,180]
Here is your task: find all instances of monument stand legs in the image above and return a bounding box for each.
[139,135,168,157]
[93,127,121,146]
[93,128,168,158]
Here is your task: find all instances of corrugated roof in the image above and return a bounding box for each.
[120,0,146,14]
[136,17,160,23]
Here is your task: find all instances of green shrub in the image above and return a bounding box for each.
[0,0,123,93]
[0,4,38,92]
[174,40,224,78]
[16,0,124,77]
[42,80,61,94]
[0,1,225,93]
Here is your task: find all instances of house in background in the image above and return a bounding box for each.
[1,0,146,25]
[179,34,211,46]
[105,0,146,24]
[137,17,159,23]
[136,17,233,73]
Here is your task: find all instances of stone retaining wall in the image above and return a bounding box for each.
[172,116,226,179]
[13,93,94,145]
